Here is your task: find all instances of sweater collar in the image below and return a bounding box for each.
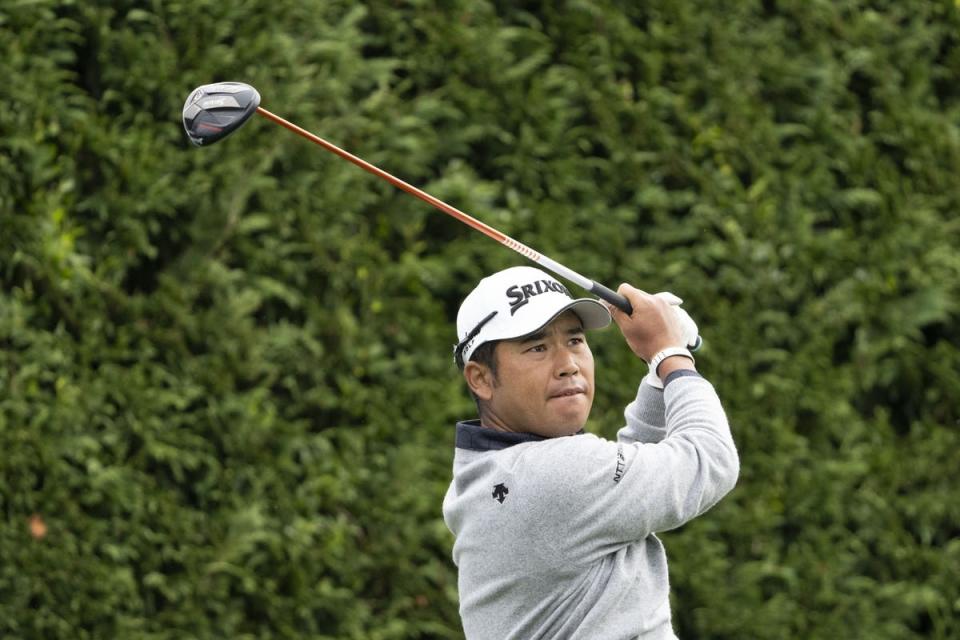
[455,420,583,452]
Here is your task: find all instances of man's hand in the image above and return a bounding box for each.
[605,284,688,362]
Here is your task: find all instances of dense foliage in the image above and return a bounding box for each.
[2,1,958,638]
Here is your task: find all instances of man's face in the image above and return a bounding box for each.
[467,311,595,437]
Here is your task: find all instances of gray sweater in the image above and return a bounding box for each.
[442,372,739,639]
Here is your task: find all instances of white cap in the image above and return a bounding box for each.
[454,266,611,366]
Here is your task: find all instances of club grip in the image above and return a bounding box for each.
[590,282,633,315]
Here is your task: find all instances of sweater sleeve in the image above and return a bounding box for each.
[523,375,739,555]
[617,378,667,445]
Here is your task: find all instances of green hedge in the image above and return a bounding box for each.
[2,1,958,638]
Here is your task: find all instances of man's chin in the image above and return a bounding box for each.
[547,413,590,437]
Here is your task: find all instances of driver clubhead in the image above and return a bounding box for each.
[182,82,260,146]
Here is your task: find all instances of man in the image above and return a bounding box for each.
[442,266,739,639]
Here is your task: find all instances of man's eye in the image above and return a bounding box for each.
[527,344,547,353]
[570,337,585,346]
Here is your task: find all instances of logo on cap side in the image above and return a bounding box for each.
[506,279,572,315]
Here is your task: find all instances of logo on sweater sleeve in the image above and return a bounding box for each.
[613,445,626,483]
[492,483,509,503]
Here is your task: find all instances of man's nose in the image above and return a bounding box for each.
[556,349,580,377]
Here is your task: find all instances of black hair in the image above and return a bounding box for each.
[460,340,499,412]
[466,340,499,374]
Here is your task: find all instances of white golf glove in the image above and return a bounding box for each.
[643,292,699,390]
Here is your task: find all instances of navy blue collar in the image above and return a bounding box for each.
[455,420,583,452]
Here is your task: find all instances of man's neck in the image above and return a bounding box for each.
[478,411,514,433]
[478,412,583,438]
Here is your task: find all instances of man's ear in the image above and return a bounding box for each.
[463,361,495,401]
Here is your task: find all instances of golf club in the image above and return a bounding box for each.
[183,81,702,349]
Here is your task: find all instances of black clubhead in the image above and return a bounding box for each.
[182,82,261,146]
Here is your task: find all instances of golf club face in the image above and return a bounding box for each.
[182,82,260,146]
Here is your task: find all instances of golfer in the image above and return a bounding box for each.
[443,266,739,639]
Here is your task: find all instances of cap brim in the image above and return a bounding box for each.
[559,298,611,329]
[515,298,611,340]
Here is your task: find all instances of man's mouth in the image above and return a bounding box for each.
[550,387,586,399]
